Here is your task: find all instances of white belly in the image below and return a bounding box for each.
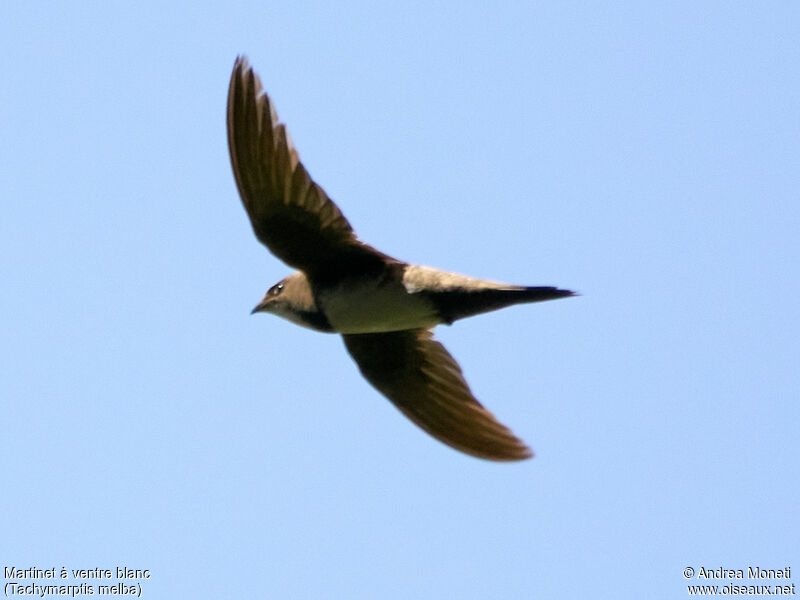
[318,279,440,334]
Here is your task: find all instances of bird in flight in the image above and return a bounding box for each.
[227,56,575,461]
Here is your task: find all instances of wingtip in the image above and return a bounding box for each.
[449,428,535,462]
[232,55,253,81]
[439,437,533,462]
[483,443,534,462]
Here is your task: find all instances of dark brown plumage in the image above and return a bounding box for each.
[227,55,575,461]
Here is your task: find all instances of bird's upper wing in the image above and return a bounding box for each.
[343,329,532,461]
[227,56,390,279]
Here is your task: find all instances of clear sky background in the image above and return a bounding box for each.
[2,2,798,598]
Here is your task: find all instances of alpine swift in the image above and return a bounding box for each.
[227,56,575,461]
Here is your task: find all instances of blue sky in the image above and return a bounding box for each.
[2,2,798,598]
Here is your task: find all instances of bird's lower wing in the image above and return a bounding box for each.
[342,329,532,461]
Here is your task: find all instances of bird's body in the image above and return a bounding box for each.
[256,265,569,335]
[318,271,441,334]
[227,56,575,461]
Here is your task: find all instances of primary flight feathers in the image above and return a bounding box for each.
[227,55,574,461]
[227,58,389,280]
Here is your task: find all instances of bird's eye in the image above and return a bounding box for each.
[268,282,285,297]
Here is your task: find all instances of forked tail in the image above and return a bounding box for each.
[427,285,576,324]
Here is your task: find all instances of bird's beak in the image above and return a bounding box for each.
[251,300,268,315]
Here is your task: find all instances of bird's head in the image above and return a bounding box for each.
[250,271,329,331]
